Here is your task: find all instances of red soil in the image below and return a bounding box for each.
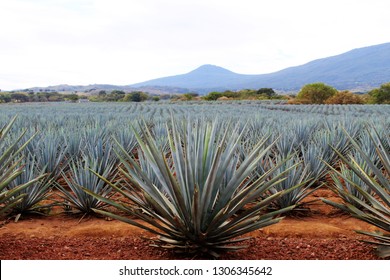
[0,188,384,260]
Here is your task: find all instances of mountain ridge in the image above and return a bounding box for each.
[132,42,390,92]
[22,42,390,94]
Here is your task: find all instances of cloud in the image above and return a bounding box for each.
[1,0,390,90]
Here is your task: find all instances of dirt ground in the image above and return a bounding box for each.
[0,188,384,260]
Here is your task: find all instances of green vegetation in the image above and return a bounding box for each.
[0,91,80,103]
[86,119,294,257]
[58,147,117,215]
[266,153,317,210]
[368,82,390,104]
[6,158,52,221]
[288,82,390,105]
[325,90,365,104]
[296,83,338,104]
[202,88,284,101]
[0,117,45,218]
[88,90,150,102]
[0,89,153,103]
[0,102,389,258]
[2,82,390,104]
[323,128,390,257]
[182,93,199,100]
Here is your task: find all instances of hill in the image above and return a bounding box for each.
[131,42,390,92]
[22,42,390,94]
[131,64,257,91]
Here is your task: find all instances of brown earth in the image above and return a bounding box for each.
[0,188,385,260]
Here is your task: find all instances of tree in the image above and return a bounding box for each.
[325,90,364,104]
[48,94,62,102]
[129,91,148,102]
[111,90,126,95]
[257,88,275,97]
[368,82,390,104]
[222,90,240,98]
[182,93,193,101]
[64,94,80,102]
[0,93,11,103]
[10,93,29,102]
[203,91,223,101]
[182,93,199,101]
[296,83,337,104]
[237,89,257,97]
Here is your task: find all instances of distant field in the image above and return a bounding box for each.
[1,101,389,150]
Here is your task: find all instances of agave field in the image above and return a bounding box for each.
[0,101,389,259]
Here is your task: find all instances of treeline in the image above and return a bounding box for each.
[88,90,161,102]
[1,82,389,104]
[202,83,390,104]
[289,82,390,104]
[0,91,80,103]
[201,88,285,101]
[0,90,161,103]
[0,88,286,104]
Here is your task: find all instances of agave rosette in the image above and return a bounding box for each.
[1,116,43,218]
[85,118,295,257]
[323,127,390,258]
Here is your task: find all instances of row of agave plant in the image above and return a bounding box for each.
[1,112,389,258]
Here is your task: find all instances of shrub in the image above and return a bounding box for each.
[296,83,337,104]
[325,90,364,104]
[368,82,390,104]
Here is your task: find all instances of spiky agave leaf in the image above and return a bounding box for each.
[30,133,68,181]
[6,157,51,219]
[58,143,117,214]
[329,163,374,209]
[86,118,294,257]
[323,127,390,258]
[1,116,42,218]
[266,153,317,210]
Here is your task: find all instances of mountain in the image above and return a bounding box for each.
[247,42,390,91]
[131,64,257,90]
[22,42,390,94]
[130,42,390,92]
[26,84,127,93]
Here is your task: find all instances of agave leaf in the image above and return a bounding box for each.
[329,170,389,218]
[0,116,18,137]
[206,237,251,246]
[84,185,178,235]
[356,230,390,243]
[117,166,187,232]
[331,129,390,204]
[323,126,390,258]
[205,137,278,229]
[0,165,24,191]
[355,230,390,258]
[0,131,26,167]
[86,118,293,257]
[113,140,180,219]
[215,217,285,242]
[82,175,184,237]
[92,208,173,239]
[213,206,293,240]
[0,195,26,215]
[376,246,390,258]
[0,116,44,217]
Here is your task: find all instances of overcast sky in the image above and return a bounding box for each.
[1,0,389,90]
